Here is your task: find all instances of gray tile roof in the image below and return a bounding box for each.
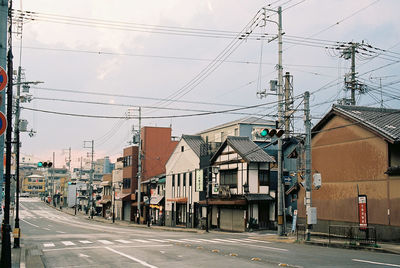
[315,105,400,143]
[182,135,205,157]
[226,136,275,163]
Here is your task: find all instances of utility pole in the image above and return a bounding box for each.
[350,44,356,105]
[304,91,312,241]
[52,152,55,204]
[284,72,294,139]
[137,107,142,223]
[276,6,285,236]
[0,0,8,210]
[1,0,13,264]
[84,140,94,219]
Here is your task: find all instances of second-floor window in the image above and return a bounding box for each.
[259,170,269,186]
[122,178,131,189]
[220,169,238,188]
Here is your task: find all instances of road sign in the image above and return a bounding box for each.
[0,66,7,91]
[0,111,6,136]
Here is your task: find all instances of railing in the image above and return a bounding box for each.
[328,225,377,245]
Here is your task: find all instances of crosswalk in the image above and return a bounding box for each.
[41,237,271,249]
[19,209,71,221]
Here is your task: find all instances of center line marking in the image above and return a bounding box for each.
[105,247,158,268]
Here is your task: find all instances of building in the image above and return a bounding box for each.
[298,105,400,241]
[198,117,276,143]
[22,174,45,196]
[112,159,123,221]
[165,135,205,228]
[206,136,276,232]
[100,173,112,218]
[122,146,139,222]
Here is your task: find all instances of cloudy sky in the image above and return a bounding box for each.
[10,0,400,168]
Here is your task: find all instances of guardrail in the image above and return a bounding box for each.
[328,225,377,245]
[296,224,306,241]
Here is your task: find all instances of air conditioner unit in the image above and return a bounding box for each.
[218,185,231,198]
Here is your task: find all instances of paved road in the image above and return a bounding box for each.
[19,198,400,268]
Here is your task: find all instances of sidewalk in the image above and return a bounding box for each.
[247,232,400,255]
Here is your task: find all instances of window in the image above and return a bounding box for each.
[189,172,192,187]
[220,169,238,187]
[181,146,184,152]
[123,178,131,189]
[172,174,175,187]
[177,174,180,187]
[183,173,186,187]
[259,170,269,186]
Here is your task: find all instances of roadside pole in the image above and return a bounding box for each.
[137,107,142,223]
[304,91,312,241]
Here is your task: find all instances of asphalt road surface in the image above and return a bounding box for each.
[18,198,400,268]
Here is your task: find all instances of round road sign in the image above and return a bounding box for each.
[0,111,7,136]
[0,66,7,92]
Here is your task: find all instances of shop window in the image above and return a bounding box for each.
[220,169,238,188]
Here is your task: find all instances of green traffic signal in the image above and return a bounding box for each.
[37,161,43,167]
[37,161,53,168]
[260,129,268,137]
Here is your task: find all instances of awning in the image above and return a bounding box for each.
[116,193,130,201]
[150,195,164,205]
[166,197,188,204]
[157,177,166,184]
[100,199,111,204]
[199,198,247,205]
[100,181,111,187]
[245,194,274,202]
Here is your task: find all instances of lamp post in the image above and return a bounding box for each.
[75,185,77,216]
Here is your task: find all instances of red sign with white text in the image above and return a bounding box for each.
[358,195,368,230]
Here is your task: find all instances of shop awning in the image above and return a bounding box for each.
[166,197,188,204]
[199,198,246,205]
[150,196,164,205]
[100,199,111,204]
[245,194,274,202]
[100,181,111,187]
[131,201,145,207]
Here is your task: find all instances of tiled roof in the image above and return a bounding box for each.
[182,135,205,157]
[314,105,400,143]
[226,136,275,163]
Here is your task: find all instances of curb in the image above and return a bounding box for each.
[303,240,400,255]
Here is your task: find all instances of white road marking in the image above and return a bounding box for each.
[80,240,93,244]
[180,239,204,243]
[43,244,172,252]
[21,219,40,228]
[352,259,400,267]
[164,239,183,243]
[115,239,132,244]
[43,243,55,248]
[148,239,169,243]
[98,240,114,245]
[242,238,272,244]
[79,253,90,258]
[105,247,159,268]
[133,239,151,243]
[62,241,76,246]
[197,239,219,243]
[56,231,66,234]
[212,239,236,243]
[42,228,51,231]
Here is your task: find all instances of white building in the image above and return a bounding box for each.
[165,135,205,228]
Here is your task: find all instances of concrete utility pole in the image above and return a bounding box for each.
[137,107,142,223]
[276,6,285,237]
[0,0,8,211]
[284,72,294,139]
[304,91,312,241]
[350,44,356,105]
[84,140,94,218]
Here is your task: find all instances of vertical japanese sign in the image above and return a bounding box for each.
[358,195,368,230]
[195,169,203,192]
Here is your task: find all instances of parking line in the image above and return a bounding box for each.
[352,259,400,267]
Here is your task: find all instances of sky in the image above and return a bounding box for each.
[9,0,400,168]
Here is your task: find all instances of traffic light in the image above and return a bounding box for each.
[37,161,53,168]
[259,128,284,138]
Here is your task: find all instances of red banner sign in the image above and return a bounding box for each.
[358,195,368,230]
